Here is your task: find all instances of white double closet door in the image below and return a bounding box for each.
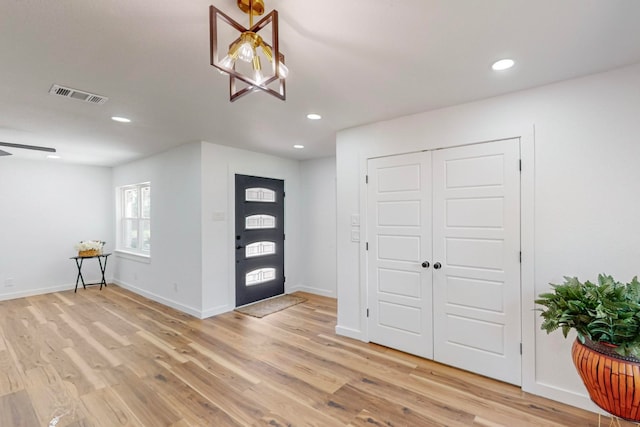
[366,138,521,385]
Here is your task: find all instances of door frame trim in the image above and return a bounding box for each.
[359,128,535,391]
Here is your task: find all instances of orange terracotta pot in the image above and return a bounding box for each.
[571,338,640,421]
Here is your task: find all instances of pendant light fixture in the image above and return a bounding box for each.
[210,0,288,101]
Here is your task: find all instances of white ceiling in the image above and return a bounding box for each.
[1,0,639,166]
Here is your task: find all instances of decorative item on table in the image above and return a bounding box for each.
[75,240,105,257]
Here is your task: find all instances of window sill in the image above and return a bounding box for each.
[115,250,151,264]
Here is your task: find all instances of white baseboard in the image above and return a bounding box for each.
[0,283,76,301]
[524,381,601,415]
[335,324,365,341]
[201,304,233,319]
[287,285,336,298]
[112,279,204,319]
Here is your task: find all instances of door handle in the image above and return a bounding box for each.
[236,245,243,249]
[433,262,442,269]
[421,261,430,268]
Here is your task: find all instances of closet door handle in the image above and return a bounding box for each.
[433,262,442,269]
[421,261,430,268]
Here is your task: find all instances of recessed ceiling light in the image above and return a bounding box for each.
[46,155,61,159]
[111,116,131,123]
[306,113,322,120]
[492,59,515,71]
[293,144,304,149]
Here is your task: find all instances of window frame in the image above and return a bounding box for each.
[117,182,151,257]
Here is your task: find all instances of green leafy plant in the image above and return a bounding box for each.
[536,274,640,358]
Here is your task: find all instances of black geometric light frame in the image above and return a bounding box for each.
[209,3,287,102]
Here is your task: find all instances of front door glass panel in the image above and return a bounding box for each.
[245,214,276,229]
[245,188,276,202]
[246,268,276,286]
[246,241,276,258]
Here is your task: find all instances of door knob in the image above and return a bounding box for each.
[421,261,430,268]
[433,262,442,269]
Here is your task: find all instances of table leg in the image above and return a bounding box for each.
[98,256,108,290]
[74,258,86,293]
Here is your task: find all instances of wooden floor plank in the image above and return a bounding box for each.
[0,389,41,427]
[0,313,47,373]
[144,365,245,427]
[242,381,344,426]
[80,387,142,427]
[24,366,87,427]
[110,370,182,426]
[0,286,635,426]
[0,350,24,397]
[166,360,267,425]
[256,341,350,394]
[327,383,458,426]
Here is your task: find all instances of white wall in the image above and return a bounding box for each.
[0,158,113,299]
[1,138,331,318]
[111,140,308,318]
[295,157,337,297]
[335,63,640,412]
[200,141,302,316]
[112,142,203,316]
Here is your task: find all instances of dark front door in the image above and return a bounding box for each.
[235,174,285,307]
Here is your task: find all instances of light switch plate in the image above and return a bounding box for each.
[351,214,360,227]
[351,230,360,242]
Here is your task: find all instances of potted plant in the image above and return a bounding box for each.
[536,274,640,421]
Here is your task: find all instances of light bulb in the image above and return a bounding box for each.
[278,61,289,78]
[252,55,264,84]
[254,69,265,84]
[238,42,254,62]
[218,55,234,74]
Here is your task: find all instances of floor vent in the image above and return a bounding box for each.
[48,84,108,105]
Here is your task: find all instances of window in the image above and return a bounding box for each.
[245,241,276,258]
[246,268,276,286]
[118,182,150,255]
[245,187,276,202]
[245,214,276,229]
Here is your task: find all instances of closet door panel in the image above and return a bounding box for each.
[432,138,522,386]
[367,152,433,358]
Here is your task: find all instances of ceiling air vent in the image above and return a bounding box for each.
[48,84,108,105]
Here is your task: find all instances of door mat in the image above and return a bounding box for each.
[235,294,307,318]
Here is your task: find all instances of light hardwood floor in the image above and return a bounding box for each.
[0,285,635,427]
